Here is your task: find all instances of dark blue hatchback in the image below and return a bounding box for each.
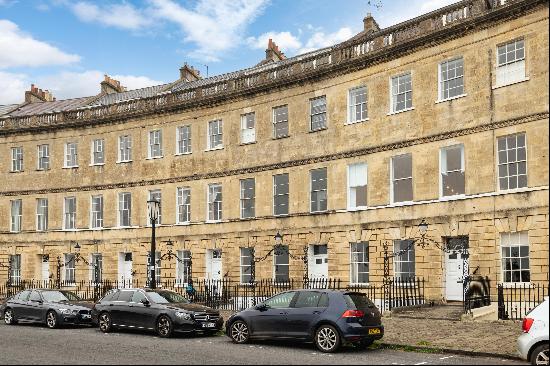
[225,289,383,353]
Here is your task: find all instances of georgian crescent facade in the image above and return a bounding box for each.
[0,0,548,302]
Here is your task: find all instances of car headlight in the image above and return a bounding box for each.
[59,309,71,315]
[175,312,192,320]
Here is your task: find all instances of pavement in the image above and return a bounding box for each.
[0,322,528,365]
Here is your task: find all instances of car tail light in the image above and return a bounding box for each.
[522,318,534,333]
[342,310,365,318]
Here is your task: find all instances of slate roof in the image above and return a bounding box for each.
[0,104,19,116]
[6,97,91,117]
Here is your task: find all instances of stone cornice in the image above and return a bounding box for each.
[0,0,546,136]
[1,111,547,197]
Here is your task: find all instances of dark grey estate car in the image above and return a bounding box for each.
[92,288,223,338]
[1,289,93,328]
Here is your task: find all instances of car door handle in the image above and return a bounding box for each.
[108,304,114,307]
[279,312,287,315]
[313,311,322,314]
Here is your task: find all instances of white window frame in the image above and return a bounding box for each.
[118,135,132,163]
[90,195,103,229]
[91,139,105,166]
[390,154,413,204]
[37,144,50,170]
[273,247,290,283]
[10,199,22,233]
[63,197,77,230]
[64,253,76,284]
[176,187,191,224]
[347,86,368,124]
[148,130,163,159]
[310,96,327,132]
[64,142,78,168]
[495,38,527,88]
[11,147,23,172]
[500,231,530,284]
[148,190,162,225]
[240,178,255,219]
[118,192,132,227]
[439,144,465,198]
[389,72,413,114]
[240,113,256,144]
[310,167,328,213]
[36,198,48,232]
[438,57,466,102]
[240,247,253,284]
[497,133,528,192]
[273,105,289,139]
[350,242,369,285]
[347,163,368,210]
[207,120,223,150]
[207,183,222,222]
[176,125,192,155]
[273,173,289,217]
[393,240,415,280]
[176,250,192,286]
[9,254,21,283]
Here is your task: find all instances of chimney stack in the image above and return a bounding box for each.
[265,39,286,63]
[25,84,56,103]
[101,75,126,94]
[363,13,380,34]
[179,63,202,82]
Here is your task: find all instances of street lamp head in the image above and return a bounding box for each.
[165,239,174,248]
[74,242,81,252]
[418,219,428,236]
[274,231,283,245]
[147,199,161,222]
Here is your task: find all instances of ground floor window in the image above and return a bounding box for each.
[350,242,369,284]
[9,254,21,284]
[64,254,75,284]
[393,240,415,280]
[274,246,289,283]
[240,247,253,284]
[501,232,530,283]
[176,250,192,286]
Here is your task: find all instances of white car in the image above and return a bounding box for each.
[518,297,549,365]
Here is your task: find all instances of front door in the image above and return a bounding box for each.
[445,237,469,301]
[118,253,133,287]
[41,256,50,282]
[309,245,328,279]
[207,249,223,280]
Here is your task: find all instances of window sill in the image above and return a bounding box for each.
[62,229,78,232]
[206,220,222,224]
[116,226,140,229]
[348,207,368,212]
[175,222,191,226]
[89,227,104,231]
[389,201,414,207]
[175,152,192,156]
[345,118,369,125]
[439,194,466,201]
[205,146,224,152]
[387,107,415,116]
[240,141,256,146]
[9,170,23,173]
[146,156,164,160]
[309,127,328,133]
[62,166,79,169]
[273,214,290,218]
[493,77,530,90]
[116,160,133,164]
[272,135,290,140]
[498,186,530,194]
[89,163,105,167]
[435,93,467,104]
[310,210,328,214]
[35,169,50,172]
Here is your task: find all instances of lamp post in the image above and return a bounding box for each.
[147,199,161,289]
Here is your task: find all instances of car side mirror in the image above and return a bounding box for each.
[255,304,267,311]
[140,299,150,306]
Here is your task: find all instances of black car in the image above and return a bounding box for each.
[92,288,223,338]
[1,289,93,328]
[225,289,383,353]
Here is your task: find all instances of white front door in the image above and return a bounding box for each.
[41,256,50,281]
[445,238,469,301]
[118,252,133,287]
[207,249,223,280]
[309,244,328,279]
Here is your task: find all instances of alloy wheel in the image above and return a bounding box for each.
[230,321,249,344]
[4,309,13,325]
[157,316,172,338]
[535,348,549,366]
[99,313,112,333]
[315,325,340,353]
[46,311,57,329]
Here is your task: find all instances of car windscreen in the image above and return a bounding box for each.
[42,291,81,302]
[154,291,190,304]
[344,293,375,310]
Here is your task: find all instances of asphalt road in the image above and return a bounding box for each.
[0,322,528,365]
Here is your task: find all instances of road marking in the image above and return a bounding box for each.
[439,356,454,360]
[414,362,428,365]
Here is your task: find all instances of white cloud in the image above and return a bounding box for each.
[246,31,302,51]
[70,1,152,30]
[0,20,80,69]
[377,0,459,28]
[299,27,354,54]
[0,71,28,104]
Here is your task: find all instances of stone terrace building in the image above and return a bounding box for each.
[0,0,548,302]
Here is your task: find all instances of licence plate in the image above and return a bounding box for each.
[81,314,91,319]
[202,323,216,328]
[368,328,381,335]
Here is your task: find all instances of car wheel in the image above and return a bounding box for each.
[229,320,250,344]
[98,312,113,333]
[4,308,16,325]
[531,343,549,366]
[46,310,58,329]
[156,315,173,338]
[315,325,341,353]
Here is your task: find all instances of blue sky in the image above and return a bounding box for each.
[0,0,456,104]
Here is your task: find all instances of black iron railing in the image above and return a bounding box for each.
[497,282,549,320]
